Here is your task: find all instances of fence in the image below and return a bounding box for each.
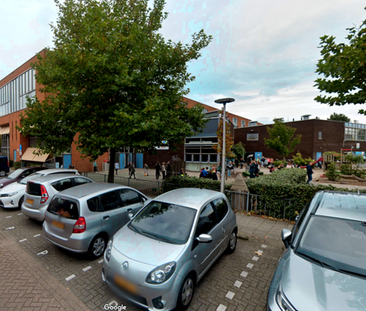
[228,191,298,220]
[83,172,177,197]
[83,172,299,221]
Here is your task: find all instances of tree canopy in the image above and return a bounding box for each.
[327,112,351,122]
[19,0,211,182]
[315,11,366,115]
[264,119,302,160]
[232,142,245,160]
[213,110,235,159]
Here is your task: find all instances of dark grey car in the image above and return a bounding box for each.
[43,183,148,259]
[267,191,366,311]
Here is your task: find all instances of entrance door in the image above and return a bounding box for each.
[63,154,72,169]
[119,153,125,169]
[136,153,143,168]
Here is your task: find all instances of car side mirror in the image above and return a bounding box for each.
[196,234,213,243]
[128,212,135,220]
[281,228,292,249]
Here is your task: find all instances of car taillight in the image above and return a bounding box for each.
[73,217,86,233]
[40,185,49,204]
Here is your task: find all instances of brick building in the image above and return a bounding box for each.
[234,119,366,162]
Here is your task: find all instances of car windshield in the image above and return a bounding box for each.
[18,172,45,184]
[128,201,196,245]
[7,169,25,179]
[297,215,366,277]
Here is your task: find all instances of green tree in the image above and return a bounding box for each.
[264,119,302,161]
[213,110,235,159]
[232,142,245,160]
[327,113,351,122]
[315,12,366,115]
[18,0,211,182]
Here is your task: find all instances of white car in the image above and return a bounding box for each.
[0,169,79,209]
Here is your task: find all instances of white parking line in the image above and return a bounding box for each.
[33,234,41,237]
[83,266,92,272]
[234,280,242,288]
[225,291,235,299]
[17,213,23,216]
[240,271,248,278]
[252,256,259,261]
[261,244,267,248]
[217,304,227,311]
[5,226,14,230]
[37,250,48,256]
[98,259,104,264]
[246,263,254,269]
[6,216,12,218]
[19,239,27,243]
[65,274,76,281]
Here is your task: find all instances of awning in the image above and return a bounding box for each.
[0,126,10,135]
[21,148,50,162]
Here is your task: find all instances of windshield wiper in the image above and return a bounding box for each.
[297,252,340,271]
[128,223,142,234]
[337,268,366,279]
[140,229,171,243]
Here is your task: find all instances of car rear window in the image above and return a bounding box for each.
[0,158,7,164]
[47,197,79,220]
[26,182,41,196]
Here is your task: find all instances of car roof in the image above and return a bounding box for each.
[28,174,89,184]
[315,191,366,221]
[153,188,224,210]
[54,182,135,199]
[34,168,79,174]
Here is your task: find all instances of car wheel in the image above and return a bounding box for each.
[0,171,5,177]
[18,196,24,209]
[226,230,237,254]
[176,273,195,311]
[88,234,107,259]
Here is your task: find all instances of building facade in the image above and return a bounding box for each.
[234,119,366,161]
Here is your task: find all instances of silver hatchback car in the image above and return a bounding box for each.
[22,174,93,221]
[43,183,148,259]
[102,188,237,311]
[267,191,366,311]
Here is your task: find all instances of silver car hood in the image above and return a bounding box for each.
[281,253,366,311]
[113,225,186,266]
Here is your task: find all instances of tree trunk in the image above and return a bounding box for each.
[108,148,116,183]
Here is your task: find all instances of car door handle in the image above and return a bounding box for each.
[103,216,110,220]
[222,227,226,233]
[127,208,132,212]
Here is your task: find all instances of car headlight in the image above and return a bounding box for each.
[1,191,18,197]
[146,262,176,284]
[105,239,113,262]
[276,285,295,311]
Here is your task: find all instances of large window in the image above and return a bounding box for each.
[185,146,218,163]
[233,118,237,126]
[0,69,36,117]
[241,120,246,127]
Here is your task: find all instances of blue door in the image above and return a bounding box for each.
[119,153,125,169]
[316,152,322,160]
[13,150,17,162]
[136,153,143,168]
[63,154,72,169]
[255,152,262,161]
[129,153,133,164]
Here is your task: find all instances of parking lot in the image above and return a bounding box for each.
[0,205,287,311]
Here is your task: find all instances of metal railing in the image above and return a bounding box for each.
[82,172,177,197]
[227,191,298,220]
[83,172,299,220]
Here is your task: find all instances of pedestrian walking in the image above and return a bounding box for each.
[128,162,136,179]
[211,165,218,180]
[227,161,234,178]
[144,163,149,176]
[93,161,98,173]
[161,162,166,179]
[166,161,172,178]
[155,161,161,180]
[249,160,256,178]
[115,162,119,175]
[306,162,314,184]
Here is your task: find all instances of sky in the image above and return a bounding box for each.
[1,0,366,124]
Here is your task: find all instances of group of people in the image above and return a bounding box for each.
[199,165,219,180]
[153,161,173,180]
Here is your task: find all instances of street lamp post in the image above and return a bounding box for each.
[214,98,235,193]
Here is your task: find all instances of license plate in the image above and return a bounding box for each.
[114,275,137,294]
[52,220,65,229]
[26,198,34,204]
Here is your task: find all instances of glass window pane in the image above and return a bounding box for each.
[185,154,192,162]
[193,154,200,162]
[201,154,208,162]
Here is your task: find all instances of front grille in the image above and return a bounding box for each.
[107,275,147,306]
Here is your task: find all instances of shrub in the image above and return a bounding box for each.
[9,159,14,167]
[162,175,232,193]
[13,161,21,169]
[243,171,263,177]
[326,163,340,181]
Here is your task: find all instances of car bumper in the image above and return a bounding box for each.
[43,223,92,253]
[21,205,47,221]
[103,252,182,311]
[0,196,20,209]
